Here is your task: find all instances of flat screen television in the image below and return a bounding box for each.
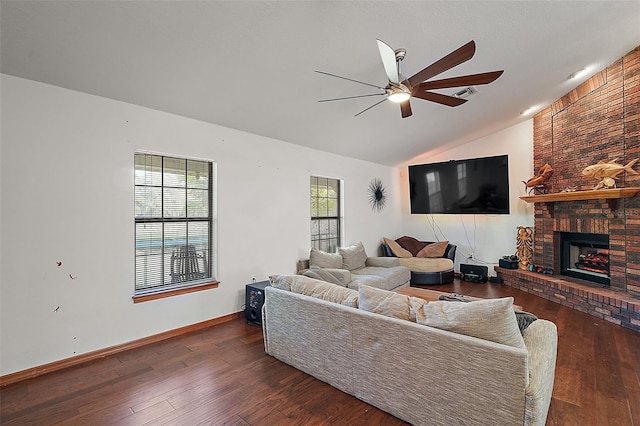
[408,155,510,214]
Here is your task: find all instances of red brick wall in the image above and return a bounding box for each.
[532,46,640,296]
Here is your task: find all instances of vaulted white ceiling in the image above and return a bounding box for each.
[2,1,639,166]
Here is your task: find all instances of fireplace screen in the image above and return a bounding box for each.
[560,232,610,286]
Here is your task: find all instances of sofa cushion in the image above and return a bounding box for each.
[339,242,368,270]
[269,274,295,291]
[274,274,358,307]
[309,247,343,269]
[395,236,427,256]
[398,257,454,273]
[303,267,346,286]
[416,241,449,258]
[437,293,538,332]
[347,274,388,290]
[417,297,526,350]
[351,266,410,291]
[358,285,411,321]
[383,237,413,258]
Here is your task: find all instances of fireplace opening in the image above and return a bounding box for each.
[560,232,610,286]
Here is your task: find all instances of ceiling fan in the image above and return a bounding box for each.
[316,40,504,118]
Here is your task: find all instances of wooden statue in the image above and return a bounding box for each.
[523,163,553,194]
[516,226,534,271]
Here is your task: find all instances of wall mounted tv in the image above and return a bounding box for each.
[409,154,510,215]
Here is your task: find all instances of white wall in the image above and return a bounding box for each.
[0,74,403,375]
[398,121,535,273]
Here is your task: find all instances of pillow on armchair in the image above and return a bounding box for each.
[395,236,427,257]
[383,237,413,258]
[416,241,449,258]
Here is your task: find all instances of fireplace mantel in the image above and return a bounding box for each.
[520,187,640,205]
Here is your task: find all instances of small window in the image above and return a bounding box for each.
[134,153,217,301]
[310,176,341,253]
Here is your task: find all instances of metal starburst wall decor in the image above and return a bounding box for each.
[368,178,387,212]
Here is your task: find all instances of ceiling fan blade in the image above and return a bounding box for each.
[376,39,400,84]
[412,91,468,107]
[354,98,388,117]
[315,70,384,89]
[417,70,504,90]
[318,93,385,102]
[400,100,412,118]
[407,40,476,87]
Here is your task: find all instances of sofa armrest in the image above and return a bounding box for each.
[444,244,457,261]
[366,257,400,268]
[522,319,558,426]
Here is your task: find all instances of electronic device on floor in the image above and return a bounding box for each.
[245,280,270,326]
[459,264,488,283]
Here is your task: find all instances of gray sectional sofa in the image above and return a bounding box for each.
[297,242,410,291]
[264,274,558,426]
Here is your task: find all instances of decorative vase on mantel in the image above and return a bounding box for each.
[516,226,534,270]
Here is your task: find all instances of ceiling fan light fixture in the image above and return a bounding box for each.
[388,92,411,103]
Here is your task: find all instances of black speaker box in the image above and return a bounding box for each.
[245,280,270,326]
[499,259,519,269]
[459,264,488,283]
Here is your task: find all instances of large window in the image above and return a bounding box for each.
[134,153,217,301]
[310,176,341,253]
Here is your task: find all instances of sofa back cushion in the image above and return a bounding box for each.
[358,285,412,321]
[271,274,358,307]
[339,242,368,270]
[416,297,526,350]
[309,247,343,269]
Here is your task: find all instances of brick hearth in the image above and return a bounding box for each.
[497,45,640,332]
[496,267,640,332]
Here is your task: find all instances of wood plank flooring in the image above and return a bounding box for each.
[2,280,639,425]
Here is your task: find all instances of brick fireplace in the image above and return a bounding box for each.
[496,45,640,332]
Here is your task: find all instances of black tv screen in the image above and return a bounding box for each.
[409,155,510,214]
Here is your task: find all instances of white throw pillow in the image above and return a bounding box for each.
[358,285,411,321]
[339,242,368,270]
[309,247,343,269]
[417,297,526,349]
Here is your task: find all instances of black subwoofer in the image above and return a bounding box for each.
[245,281,270,325]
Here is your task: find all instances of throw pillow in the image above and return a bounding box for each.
[395,236,427,257]
[437,293,538,332]
[289,275,358,307]
[309,247,343,269]
[383,237,413,258]
[339,242,368,271]
[417,297,526,349]
[358,285,411,321]
[416,241,449,258]
[303,268,345,286]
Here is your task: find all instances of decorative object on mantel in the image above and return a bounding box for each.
[516,226,534,270]
[560,186,578,192]
[367,178,387,212]
[582,158,638,190]
[523,163,553,194]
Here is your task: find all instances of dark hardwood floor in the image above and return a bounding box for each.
[2,280,639,425]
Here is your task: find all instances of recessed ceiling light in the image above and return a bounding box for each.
[520,106,537,116]
[568,68,588,80]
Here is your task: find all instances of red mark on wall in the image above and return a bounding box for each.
[56,261,63,267]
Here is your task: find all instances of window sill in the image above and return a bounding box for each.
[132,281,219,303]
